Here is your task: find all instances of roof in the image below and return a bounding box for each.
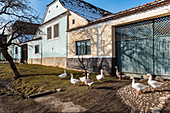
[67,0,170,32]
[12,21,40,35]
[20,37,42,44]
[49,0,112,21]
[11,21,40,43]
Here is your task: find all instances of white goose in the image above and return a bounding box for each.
[146,73,163,92]
[96,69,104,82]
[130,76,148,95]
[84,73,94,89]
[58,70,67,78]
[79,73,89,83]
[70,73,80,86]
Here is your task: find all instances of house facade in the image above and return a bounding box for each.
[11,0,170,78]
[67,0,170,78]
[23,0,111,68]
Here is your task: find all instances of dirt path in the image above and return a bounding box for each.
[34,96,86,112]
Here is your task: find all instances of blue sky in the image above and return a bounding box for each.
[30,0,154,20]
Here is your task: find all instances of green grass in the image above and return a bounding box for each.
[0,63,116,96]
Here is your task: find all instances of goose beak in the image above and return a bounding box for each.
[146,75,148,77]
[129,77,132,80]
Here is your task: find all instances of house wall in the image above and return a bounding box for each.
[43,0,67,23]
[0,52,5,61]
[67,3,170,75]
[13,46,21,63]
[68,12,88,30]
[27,40,42,64]
[68,27,98,57]
[27,1,68,68]
[67,25,114,74]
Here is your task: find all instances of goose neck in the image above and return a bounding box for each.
[132,78,135,85]
[71,74,73,79]
[149,75,152,81]
[116,67,118,73]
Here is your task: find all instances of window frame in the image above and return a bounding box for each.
[15,47,18,55]
[35,45,40,54]
[54,23,59,38]
[75,39,91,56]
[47,27,52,40]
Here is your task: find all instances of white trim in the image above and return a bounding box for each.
[68,33,70,57]
[68,5,170,34]
[67,56,112,58]
[97,26,101,56]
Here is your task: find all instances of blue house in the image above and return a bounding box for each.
[18,0,111,68]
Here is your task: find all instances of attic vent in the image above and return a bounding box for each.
[72,19,75,24]
[56,5,58,8]
[49,10,50,13]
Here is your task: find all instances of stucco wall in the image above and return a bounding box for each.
[68,27,98,57]
[28,57,66,68]
[68,13,88,30]
[68,24,114,58]
[27,40,42,59]
[40,16,67,58]
[43,0,67,23]
[100,24,113,57]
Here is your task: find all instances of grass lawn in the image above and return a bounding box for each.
[0,63,132,112]
[0,63,115,95]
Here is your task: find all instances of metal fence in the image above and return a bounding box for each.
[115,15,170,76]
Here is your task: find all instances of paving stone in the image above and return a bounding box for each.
[117,81,170,112]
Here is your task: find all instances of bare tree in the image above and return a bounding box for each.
[0,0,39,79]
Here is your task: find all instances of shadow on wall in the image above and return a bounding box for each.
[67,58,116,75]
[68,24,115,75]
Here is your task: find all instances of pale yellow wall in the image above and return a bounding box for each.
[69,25,114,57]
[69,27,98,57]
[68,14,88,30]
[100,24,113,57]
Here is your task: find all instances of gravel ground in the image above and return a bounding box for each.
[117,79,170,112]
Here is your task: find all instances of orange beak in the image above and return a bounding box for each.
[146,75,148,77]
[129,77,132,80]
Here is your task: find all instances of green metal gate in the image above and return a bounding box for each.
[115,15,170,76]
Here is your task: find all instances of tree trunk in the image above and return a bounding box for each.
[1,48,20,79]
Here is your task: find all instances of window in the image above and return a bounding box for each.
[15,47,18,54]
[76,40,91,55]
[47,27,52,40]
[35,45,39,54]
[72,19,75,24]
[54,24,59,38]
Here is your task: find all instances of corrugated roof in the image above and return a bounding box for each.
[59,0,112,21]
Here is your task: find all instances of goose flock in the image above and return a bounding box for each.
[58,69,105,89]
[130,73,164,95]
[57,68,164,93]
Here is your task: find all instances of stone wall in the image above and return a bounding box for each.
[67,57,116,75]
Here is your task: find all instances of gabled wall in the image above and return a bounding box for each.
[27,0,68,68]
[68,12,88,30]
[42,0,67,23]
